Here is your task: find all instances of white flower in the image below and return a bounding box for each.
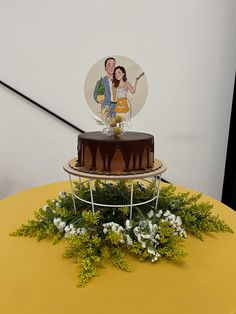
[125,220,132,230]
[126,235,133,245]
[55,202,61,208]
[147,248,156,255]
[147,210,154,219]
[42,205,48,211]
[156,210,163,218]
[64,226,71,233]
[168,214,175,221]
[141,234,151,239]
[58,221,66,230]
[151,256,158,262]
[118,226,124,233]
[147,220,153,230]
[175,216,182,226]
[103,227,108,234]
[137,234,142,243]
[76,227,87,234]
[53,217,61,226]
[164,210,171,217]
[59,191,67,199]
[151,253,161,262]
[141,241,146,248]
[80,228,87,234]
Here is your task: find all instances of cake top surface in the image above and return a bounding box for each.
[78,131,153,142]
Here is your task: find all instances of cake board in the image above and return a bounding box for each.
[63,158,167,219]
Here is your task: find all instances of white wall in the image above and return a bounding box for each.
[0,0,236,200]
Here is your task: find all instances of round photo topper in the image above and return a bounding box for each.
[84,55,148,136]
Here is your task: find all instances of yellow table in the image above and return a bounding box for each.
[0,181,236,314]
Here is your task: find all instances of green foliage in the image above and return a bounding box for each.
[158,185,233,240]
[110,246,130,271]
[127,241,150,262]
[64,234,104,287]
[82,210,100,225]
[9,208,59,242]
[10,181,233,286]
[157,221,186,260]
[96,78,105,95]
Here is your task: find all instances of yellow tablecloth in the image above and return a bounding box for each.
[0,181,236,314]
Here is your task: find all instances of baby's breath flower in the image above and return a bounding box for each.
[59,191,67,199]
[163,210,171,217]
[58,221,66,230]
[126,234,133,245]
[64,226,70,233]
[147,248,156,255]
[42,205,48,212]
[125,220,132,230]
[156,210,163,218]
[147,210,154,218]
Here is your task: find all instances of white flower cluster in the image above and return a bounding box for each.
[64,224,87,238]
[162,210,187,238]
[132,219,161,262]
[146,210,187,238]
[53,218,86,238]
[102,222,125,243]
[53,217,66,231]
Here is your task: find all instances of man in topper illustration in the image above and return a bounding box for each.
[94,57,117,118]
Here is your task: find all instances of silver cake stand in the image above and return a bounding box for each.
[63,158,167,219]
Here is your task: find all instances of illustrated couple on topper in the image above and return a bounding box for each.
[93,57,144,118]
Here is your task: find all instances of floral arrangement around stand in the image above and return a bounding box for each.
[10,180,233,287]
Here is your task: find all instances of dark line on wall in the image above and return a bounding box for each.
[0,79,85,133]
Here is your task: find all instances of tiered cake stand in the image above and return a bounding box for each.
[63,158,167,219]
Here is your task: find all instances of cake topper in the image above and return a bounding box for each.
[84,55,148,135]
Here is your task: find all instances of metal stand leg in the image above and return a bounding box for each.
[69,174,77,213]
[79,177,82,189]
[129,180,134,220]
[155,174,162,211]
[89,179,95,214]
[153,176,157,198]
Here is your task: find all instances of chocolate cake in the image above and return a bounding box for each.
[76,131,154,174]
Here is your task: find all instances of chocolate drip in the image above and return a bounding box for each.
[77,132,154,173]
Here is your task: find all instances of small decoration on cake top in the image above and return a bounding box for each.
[84,55,148,136]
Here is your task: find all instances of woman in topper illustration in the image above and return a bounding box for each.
[112,66,144,116]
